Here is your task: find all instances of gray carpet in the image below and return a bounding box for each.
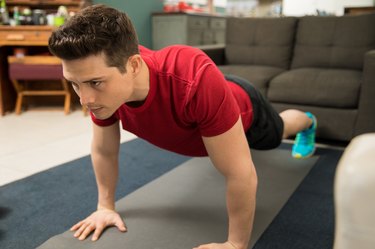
[38,149,318,249]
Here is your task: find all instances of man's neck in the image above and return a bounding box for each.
[129,58,150,103]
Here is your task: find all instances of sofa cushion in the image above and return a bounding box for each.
[268,68,362,108]
[272,103,357,141]
[292,14,375,70]
[225,17,297,69]
[218,65,285,97]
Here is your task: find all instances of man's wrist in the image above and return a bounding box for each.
[227,239,248,249]
[97,203,115,211]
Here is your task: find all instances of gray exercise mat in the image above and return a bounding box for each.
[38,149,318,249]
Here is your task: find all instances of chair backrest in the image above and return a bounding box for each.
[225,17,297,69]
[292,13,375,70]
[8,56,64,80]
[334,133,375,249]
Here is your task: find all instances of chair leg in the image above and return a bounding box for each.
[15,93,23,115]
[64,93,71,115]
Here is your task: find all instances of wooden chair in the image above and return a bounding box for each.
[8,55,71,115]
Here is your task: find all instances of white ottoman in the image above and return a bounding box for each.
[334,133,375,249]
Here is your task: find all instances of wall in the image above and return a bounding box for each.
[95,0,163,48]
[283,0,374,16]
[94,1,227,48]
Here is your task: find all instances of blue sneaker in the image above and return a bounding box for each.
[292,112,317,158]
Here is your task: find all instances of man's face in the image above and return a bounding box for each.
[62,53,134,120]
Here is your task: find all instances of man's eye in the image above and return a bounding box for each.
[90,81,102,87]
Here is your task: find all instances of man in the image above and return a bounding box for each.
[48,4,316,249]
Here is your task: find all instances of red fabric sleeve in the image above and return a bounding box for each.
[186,64,241,137]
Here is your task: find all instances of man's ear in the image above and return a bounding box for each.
[127,55,142,75]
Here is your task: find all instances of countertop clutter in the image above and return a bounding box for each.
[162,0,215,14]
[0,0,84,27]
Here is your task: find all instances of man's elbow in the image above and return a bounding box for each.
[248,165,258,191]
[91,142,119,159]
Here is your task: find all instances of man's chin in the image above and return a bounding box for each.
[90,107,113,120]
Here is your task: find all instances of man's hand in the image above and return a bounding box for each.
[193,241,242,249]
[70,208,126,241]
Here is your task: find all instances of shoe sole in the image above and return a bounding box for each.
[292,147,316,159]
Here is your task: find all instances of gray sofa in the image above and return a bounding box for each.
[202,13,375,142]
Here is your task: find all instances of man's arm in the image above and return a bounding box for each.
[91,121,121,210]
[70,121,127,241]
[197,117,258,249]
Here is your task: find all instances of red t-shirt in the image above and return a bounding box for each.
[92,45,253,156]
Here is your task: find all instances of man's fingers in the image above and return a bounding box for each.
[72,211,126,242]
[193,242,238,249]
[193,244,210,249]
[115,219,127,232]
[79,224,95,240]
[92,225,105,241]
[74,222,89,238]
[70,220,84,231]
[193,243,219,249]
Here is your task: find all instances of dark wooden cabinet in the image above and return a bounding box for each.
[0,0,83,115]
[344,6,375,15]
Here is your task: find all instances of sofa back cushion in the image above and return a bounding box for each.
[225,17,297,69]
[292,14,375,70]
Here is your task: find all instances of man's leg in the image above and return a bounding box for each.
[224,74,316,157]
[279,109,312,139]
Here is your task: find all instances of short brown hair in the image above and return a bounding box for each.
[48,4,139,73]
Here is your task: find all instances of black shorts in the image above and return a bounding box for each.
[225,74,284,150]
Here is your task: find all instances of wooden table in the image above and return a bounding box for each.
[0,25,55,115]
[344,6,375,15]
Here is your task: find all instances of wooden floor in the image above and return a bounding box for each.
[0,110,136,186]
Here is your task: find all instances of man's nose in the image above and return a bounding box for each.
[79,87,95,106]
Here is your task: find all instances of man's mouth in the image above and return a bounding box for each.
[88,106,103,113]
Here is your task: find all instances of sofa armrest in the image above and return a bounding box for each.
[197,44,226,65]
[354,50,375,136]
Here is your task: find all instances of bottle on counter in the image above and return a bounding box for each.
[13,6,20,26]
[0,0,10,25]
[32,9,47,25]
[54,5,68,26]
[22,7,33,25]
